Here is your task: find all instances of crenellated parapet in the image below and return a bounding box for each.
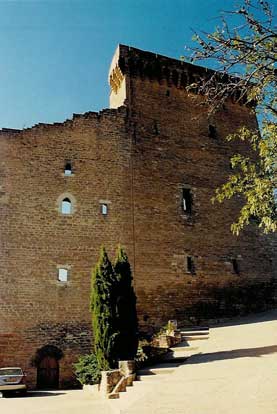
[109,44,213,93]
[109,45,249,105]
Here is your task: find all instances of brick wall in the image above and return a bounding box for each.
[110,45,276,328]
[0,107,134,387]
[0,45,276,388]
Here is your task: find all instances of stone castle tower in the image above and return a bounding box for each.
[0,45,276,388]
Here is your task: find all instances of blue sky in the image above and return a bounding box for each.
[0,0,264,128]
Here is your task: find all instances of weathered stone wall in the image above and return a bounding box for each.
[110,45,276,329]
[0,45,276,388]
[0,107,134,387]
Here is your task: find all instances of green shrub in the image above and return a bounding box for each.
[73,354,101,385]
[135,339,168,369]
[135,340,149,365]
[114,246,138,360]
[90,246,118,370]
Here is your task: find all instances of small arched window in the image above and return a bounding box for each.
[64,162,72,176]
[61,198,72,215]
[57,192,76,215]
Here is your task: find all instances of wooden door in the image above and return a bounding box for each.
[37,356,59,389]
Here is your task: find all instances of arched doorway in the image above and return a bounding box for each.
[37,355,59,389]
[34,345,63,390]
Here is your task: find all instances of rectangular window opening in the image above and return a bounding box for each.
[154,120,160,135]
[58,268,68,282]
[208,124,217,138]
[187,256,195,274]
[232,259,240,275]
[183,188,192,214]
[101,203,108,215]
[64,162,72,176]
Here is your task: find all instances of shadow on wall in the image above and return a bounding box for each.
[186,344,277,365]
[176,278,277,323]
[212,308,277,329]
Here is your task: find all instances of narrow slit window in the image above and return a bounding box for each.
[61,198,72,215]
[58,268,68,282]
[187,256,195,274]
[154,120,160,135]
[182,188,192,214]
[232,259,240,275]
[64,162,72,176]
[101,203,108,215]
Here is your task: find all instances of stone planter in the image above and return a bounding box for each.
[98,361,137,399]
[119,360,136,376]
[100,369,122,397]
[83,384,99,395]
[157,334,173,348]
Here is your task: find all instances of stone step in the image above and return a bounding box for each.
[137,367,175,376]
[181,335,209,341]
[109,376,166,412]
[108,327,209,411]
[137,362,180,376]
[169,344,199,351]
[161,345,199,361]
[170,338,198,346]
[136,374,169,381]
[179,326,209,331]
[180,331,209,336]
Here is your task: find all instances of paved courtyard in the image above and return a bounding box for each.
[1,310,277,414]
[0,388,114,414]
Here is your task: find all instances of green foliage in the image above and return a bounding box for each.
[135,339,169,369]
[135,342,149,365]
[73,353,101,385]
[190,0,277,233]
[90,246,118,370]
[213,124,277,234]
[113,245,138,360]
[90,245,138,371]
[166,320,176,334]
[152,324,167,339]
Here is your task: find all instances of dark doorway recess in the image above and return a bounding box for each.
[37,356,59,389]
[34,344,63,390]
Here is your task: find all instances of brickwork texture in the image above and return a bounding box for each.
[0,45,276,388]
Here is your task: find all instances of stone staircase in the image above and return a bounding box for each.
[163,326,210,361]
[108,326,210,412]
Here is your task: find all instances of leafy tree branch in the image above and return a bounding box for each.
[187,0,276,233]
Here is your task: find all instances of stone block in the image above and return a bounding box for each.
[99,370,122,396]
[119,360,136,376]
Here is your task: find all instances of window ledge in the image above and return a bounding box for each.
[56,281,71,286]
[62,173,75,178]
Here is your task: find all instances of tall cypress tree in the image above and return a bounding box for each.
[114,245,138,360]
[90,246,118,369]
